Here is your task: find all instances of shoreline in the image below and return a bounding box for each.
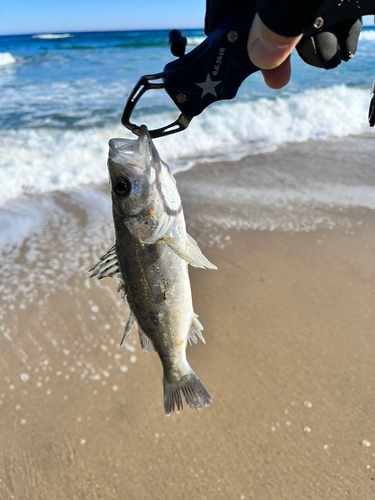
[1,131,375,258]
[1,135,375,499]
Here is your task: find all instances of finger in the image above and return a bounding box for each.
[336,19,362,61]
[260,56,292,89]
[297,30,342,69]
[296,18,362,69]
[248,13,302,70]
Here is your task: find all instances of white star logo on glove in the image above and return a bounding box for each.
[196,74,222,98]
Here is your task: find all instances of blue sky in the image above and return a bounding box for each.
[0,1,373,36]
[0,0,206,35]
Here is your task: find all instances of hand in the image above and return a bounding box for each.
[247,13,362,90]
[247,13,302,89]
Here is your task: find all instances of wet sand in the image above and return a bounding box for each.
[1,137,375,499]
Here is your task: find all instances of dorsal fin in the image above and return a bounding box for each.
[89,245,120,279]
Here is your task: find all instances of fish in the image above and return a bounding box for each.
[89,125,217,415]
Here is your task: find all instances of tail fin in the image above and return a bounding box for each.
[163,371,212,416]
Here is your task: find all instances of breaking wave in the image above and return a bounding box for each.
[0,52,16,66]
[0,85,369,207]
[186,36,205,46]
[155,84,369,163]
[32,33,72,39]
[360,30,375,41]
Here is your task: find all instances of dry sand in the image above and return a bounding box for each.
[1,137,375,499]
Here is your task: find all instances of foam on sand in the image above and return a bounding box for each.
[0,53,16,66]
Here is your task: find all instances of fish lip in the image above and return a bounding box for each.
[138,124,150,141]
[137,125,155,168]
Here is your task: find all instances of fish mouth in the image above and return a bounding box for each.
[108,124,152,167]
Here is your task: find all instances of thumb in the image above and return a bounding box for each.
[248,14,302,69]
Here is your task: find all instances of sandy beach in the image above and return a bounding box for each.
[1,135,375,499]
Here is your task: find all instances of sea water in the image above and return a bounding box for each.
[0,27,375,253]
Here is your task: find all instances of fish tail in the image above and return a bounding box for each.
[163,369,212,416]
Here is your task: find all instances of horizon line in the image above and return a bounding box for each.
[0,26,205,37]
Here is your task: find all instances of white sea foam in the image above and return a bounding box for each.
[0,196,61,252]
[32,34,72,39]
[0,127,115,206]
[155,85,369,163]
[0,52,16,66]
[0,186,114,318]
[360,30,375,41]
[0,85,369,207]
[196,184,375,211]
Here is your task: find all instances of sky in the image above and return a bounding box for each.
[0,1,373,36]
[0,0,206,35]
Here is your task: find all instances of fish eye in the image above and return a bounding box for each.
[113,177,131,196]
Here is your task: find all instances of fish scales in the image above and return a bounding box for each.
[89,125,217,415]
[117,226,191,371]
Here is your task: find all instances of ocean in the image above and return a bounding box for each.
[0,27,375,273]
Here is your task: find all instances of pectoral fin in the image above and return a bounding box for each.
[186,234,217,270]
[161,234,217,270]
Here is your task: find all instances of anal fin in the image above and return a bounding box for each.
[138,325,156,353]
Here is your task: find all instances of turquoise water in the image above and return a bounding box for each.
[1,28,375,132]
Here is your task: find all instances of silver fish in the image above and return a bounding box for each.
[89,125,216,415]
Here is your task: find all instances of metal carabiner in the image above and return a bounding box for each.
[121,72,193,139]
[121,8,259,139]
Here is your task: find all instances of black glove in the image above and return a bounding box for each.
[297,19,362,69]
[205,0,250,35]
[205,0,362,70]
[205,0,325,35]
